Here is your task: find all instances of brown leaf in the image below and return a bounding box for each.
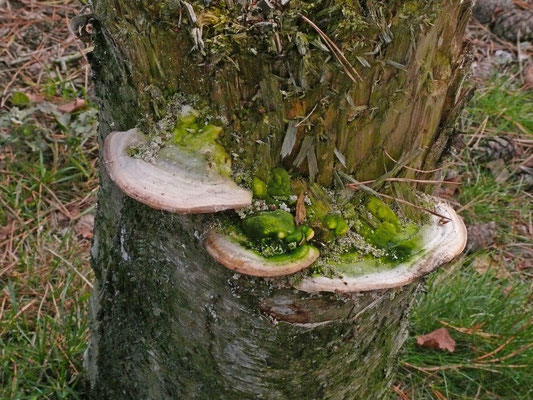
[0,221,16,240]
[523,65,533,91]
[294,192,306,225]
[57,98,86,113]
[472,253,511,279]
[26,92,45,103]
[466,222,498,252]
[416,328,456,352]
[74,214,94,239]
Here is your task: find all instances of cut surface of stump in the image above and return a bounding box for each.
[205,231,320,277]
[296,201,467,293]
[103,129,252,213]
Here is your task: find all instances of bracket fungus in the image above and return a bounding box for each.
[202,168,465,285]
[103,128,252,213]
[295,201,466,293]
[205,231,320,277]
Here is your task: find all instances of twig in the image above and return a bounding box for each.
[44,247,93,288]
[53,45,94,65]
[402,361,525,374]
[484,342,533,364]
[299,14,361,83]
[296,103,318,127]
[384,148,447,174]
[439,320,499,339]
[391,385,411,400]
[350,178,461,186]
[474,320,533,361]
[340,171,452,223]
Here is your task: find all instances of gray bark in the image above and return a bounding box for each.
[87,193,420,399]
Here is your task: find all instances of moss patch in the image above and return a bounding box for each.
[216,169,426,273]
[172,110,232,177]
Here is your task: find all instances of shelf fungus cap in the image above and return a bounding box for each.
[205,231,320,277]
[296,201,467,293]
[103,129,252,213]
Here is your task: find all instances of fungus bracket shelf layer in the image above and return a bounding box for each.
[296,201,467,293]
[104,129,252,214]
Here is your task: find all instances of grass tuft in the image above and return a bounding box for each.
[400,257,533,399]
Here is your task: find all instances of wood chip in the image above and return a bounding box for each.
[281,121,298,159]
[295,192,306,225]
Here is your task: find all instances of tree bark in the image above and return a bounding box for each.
[86,0,472,398]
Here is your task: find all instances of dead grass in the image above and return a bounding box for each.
[1,1,96,398]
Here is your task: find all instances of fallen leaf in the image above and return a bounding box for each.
[416,328,456,352]
[523,65,533,90]
[57,98,86,113]
[472,253,511,279]
[295,192,306,225]
[74,214,94,239]
[26,92,45,103]
[0,221,16,240]
[466,222,498,252]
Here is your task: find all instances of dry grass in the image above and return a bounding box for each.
[1,1,96,398]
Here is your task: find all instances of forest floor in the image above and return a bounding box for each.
[0,1,532,399]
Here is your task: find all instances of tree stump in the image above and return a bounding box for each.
[85,0,472,398]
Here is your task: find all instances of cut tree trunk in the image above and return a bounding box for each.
[86,1,472,398]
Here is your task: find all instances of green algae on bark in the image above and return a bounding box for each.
[172,111,232,177]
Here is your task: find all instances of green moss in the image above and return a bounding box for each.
[171,111,232,177]
[267,168,292,198]
[266,244,317,264]
[323,214,349,236]
[401,0,420,16]
[242,210,295,241]
[252,177,268,199]
[285,225,315,246]
[339,250,362,264]
[10,91,30,107]
[383,238,420,263]
[366,197,401,226]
